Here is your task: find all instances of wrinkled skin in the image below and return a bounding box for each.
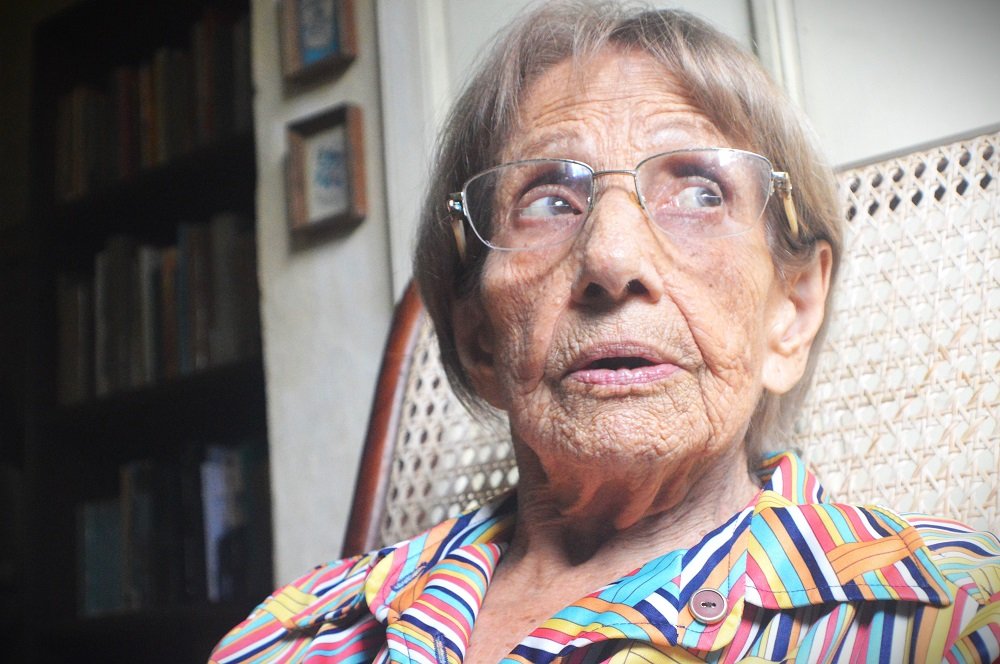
[455,49,831,663]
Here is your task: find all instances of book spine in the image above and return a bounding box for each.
[93,248,110,397]
[121,460,155,610]
[77,498,124,616]
[176,225,193,374]
[137,63,157,169]
[209,213,241,365]
[191,14,213,144]
[159,246,180,380]
[232,14,252,133]
[56,274,93,405]
[112,66,141,180]
[138,246,162,386]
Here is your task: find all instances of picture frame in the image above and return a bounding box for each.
[286,105,366,236]
[280,0,357,84]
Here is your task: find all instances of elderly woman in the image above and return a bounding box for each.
[212,2,1000,662]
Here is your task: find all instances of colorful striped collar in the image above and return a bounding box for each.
[333,452,951,658]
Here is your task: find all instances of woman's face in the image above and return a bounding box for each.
[455,50,813,477]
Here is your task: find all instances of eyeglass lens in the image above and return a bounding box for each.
[463,149,773,250]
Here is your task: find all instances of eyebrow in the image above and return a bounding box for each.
[505,118,719,162]
[505,127,582,161]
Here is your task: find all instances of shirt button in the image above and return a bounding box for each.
[689,588,727,624]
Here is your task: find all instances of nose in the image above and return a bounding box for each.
[569,182,664,307]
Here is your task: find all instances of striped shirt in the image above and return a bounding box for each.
[210,452,1000,663]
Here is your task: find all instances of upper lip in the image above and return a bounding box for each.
[563,341,681,376]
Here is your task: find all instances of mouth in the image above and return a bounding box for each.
[565,346,680,386]
[584,356,657,370]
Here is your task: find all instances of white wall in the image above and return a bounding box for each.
[251,0,393,581]
[793,0,1000,166]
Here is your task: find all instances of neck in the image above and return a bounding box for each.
[504,438,761,575]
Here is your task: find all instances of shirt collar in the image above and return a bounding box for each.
[361,452,951,656]
[745,452,952,610]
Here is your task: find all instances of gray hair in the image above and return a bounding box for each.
[413,0,843,462]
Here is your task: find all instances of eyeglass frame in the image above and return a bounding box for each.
[446,147,800,263]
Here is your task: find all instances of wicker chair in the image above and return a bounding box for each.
[342,129,1000,556]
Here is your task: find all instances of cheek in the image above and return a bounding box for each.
[679,243,775,389]
[480,255,573,393]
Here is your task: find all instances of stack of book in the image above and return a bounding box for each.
[56,212,260,404]
[76,441,271,616]
[54,8,251,201]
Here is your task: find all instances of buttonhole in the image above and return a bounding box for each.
[433,631,449,664]
[390,562,429,591]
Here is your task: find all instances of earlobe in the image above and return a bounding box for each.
[762,242,833,394]
[451,297,505,408]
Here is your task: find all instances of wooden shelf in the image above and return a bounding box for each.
[53,357,267,454]
[50,134,256,234]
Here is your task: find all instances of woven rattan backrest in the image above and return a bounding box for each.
[794,130,998,533]
[341,284,515,555]
[343,130,999,554]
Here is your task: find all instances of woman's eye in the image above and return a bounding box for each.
[676,184,723,209]
[517,195,579,217]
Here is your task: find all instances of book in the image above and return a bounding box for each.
[159,246,180,380]
[137,245,162,386]
[77,498,124,616]
[93,246,111,396]
[118,458,207,608]
[169,48,197,158]
[232,13,252,133]
[208,212,242,365]
[179,448,207,602]
[110,65,141,180]
[200,445,245,603]
[152,47,172,165]
[54,93,73,199]
[191,11,216,144]
[101,235,139,393]
[233,228,261,359]
[177,223,212,373]
[120,460,155,609]
[56,273,93,404]
[211,9,236,138]
[137,62,158,170]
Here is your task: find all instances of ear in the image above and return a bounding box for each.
[761,241,833,395]
[451,296,506,409]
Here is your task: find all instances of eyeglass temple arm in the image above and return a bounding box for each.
[773,172,800,239]
[447,193,469,263]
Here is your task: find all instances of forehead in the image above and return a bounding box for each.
[504,49,729,163]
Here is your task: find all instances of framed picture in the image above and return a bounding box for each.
[286,105,366,236]
[281,0,357,83]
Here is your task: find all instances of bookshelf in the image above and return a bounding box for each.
[24,0,270,661]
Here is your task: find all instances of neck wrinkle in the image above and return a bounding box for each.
[505,434,761,578]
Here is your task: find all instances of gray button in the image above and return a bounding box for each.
[689,587,727,624]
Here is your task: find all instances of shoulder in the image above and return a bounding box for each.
[903,513,1000,605]
[210,496,516,663]
[209,553,383,664]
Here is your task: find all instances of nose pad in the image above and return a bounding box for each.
[570,187,663,306]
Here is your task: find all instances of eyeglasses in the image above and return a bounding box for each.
[447,147,799,258]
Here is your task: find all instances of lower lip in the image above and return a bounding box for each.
[569,363,679,386]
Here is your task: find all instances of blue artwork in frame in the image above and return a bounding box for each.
[286,104,366,238]
[282,0,356,84]
[299,0,339,66]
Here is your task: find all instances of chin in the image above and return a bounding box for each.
[515,400,716,469]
